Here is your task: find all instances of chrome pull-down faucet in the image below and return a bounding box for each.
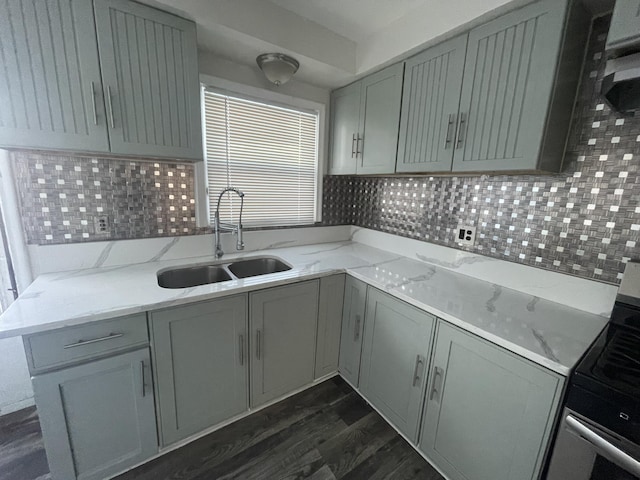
[214,187,245,258]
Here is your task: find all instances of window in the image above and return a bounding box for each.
[203,89,319,227]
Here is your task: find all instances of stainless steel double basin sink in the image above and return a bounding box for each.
[157,257,292,289]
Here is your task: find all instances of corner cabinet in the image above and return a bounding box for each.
[0,0,202,160]
[315,274,346,379]
[250,281,320,407]
[329,63,404,175]
[338,276,367,386]
[359,288,435,442]
[0,0,109,151]
[150,295,248,446]
[419,322,562,480]
[32,349,158,480]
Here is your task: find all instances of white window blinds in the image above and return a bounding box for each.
[203,90,319,227]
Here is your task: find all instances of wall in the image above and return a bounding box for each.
[323,15,640,285]
[13,151,199,244]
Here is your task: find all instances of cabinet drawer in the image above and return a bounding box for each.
[24,314,149,373]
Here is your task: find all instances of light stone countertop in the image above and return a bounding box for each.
[0,241,609,376]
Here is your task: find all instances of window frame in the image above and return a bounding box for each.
[196,74,326,228]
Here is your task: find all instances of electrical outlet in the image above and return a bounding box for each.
[456,225,476,246]
[94,216,110,235]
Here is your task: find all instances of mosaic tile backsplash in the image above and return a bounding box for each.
[11,15,639,285]
[13,152,198,244]
[323,15,639,285]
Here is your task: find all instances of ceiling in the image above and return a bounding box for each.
[143,0,610,90]
[267,0,433,42]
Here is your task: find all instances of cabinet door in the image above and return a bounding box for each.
[32,349,157,480]
[338,276,367,386]
[150,295,248,446]
[0,0,109,151]
[419,322,562,480]
[358,63,405,174]
[250,281,319,407]
[359,288,435,442]
[329,82,361,175]
[452,0,567,172]
[94,0,203,159]
[607,0,640,50]
[396,35,468,173]
[315,274,346,379]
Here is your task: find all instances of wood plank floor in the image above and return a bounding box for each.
[0,377,444,480]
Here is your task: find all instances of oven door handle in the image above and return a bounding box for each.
[565,415,640,477]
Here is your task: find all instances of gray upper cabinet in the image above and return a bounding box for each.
[419,322,562,480]
[315,274,346,379]
[396,34,468,173]
[606,0,640,50]
[329,82,362,175]
[329,63,404,175]
[250,281,319,408]
[94,0,203,159]
[452,0,588,172]
[358,63,405,175]
[0,0,109,151]
[150,295,248,446]
[359,288,435,442]
[338,276,367,386]
[32,349,157,480]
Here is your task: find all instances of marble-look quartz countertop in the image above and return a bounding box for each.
[0,241,608,376]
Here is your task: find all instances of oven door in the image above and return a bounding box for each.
[547,408,640,480]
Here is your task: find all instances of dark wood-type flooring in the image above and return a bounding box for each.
[0,377,444,480]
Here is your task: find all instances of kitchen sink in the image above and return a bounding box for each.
[157,256,292,288]
[157,264,232,289]
[228,257,292,278]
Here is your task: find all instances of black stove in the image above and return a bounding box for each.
[569,300,640,445]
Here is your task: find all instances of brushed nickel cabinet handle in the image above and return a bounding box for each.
[356,134,363,159]
[239,334,244,366]
[90,82,97,125]
[256,330,261,360]
[353,314,361,342]
[412,355,424,387]
[429,366,444,402]
[63,333,123,349]
[444,113,456,149]
[106,85,115,129]
[140,360,146,397]
[455,112,467,149]
[351,133,356,158]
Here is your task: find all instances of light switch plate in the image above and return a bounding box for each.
[456,225,476,246]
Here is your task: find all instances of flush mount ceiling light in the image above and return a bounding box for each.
[256,53,300,86]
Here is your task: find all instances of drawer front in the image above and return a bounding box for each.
[25,314,149,373]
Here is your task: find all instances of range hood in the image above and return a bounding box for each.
[602,52,640,113]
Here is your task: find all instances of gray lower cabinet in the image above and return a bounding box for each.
[338,276,367,386]
[396,34,468,173]
[32,349,157,480]
[315,274,346,379]
[419,321,563,480]
[0,0,109,151]
[250,281,319,407]
[150,295,248,446]
[359,288,435,442]
[606,0,640,50]
[94,0,203,159]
